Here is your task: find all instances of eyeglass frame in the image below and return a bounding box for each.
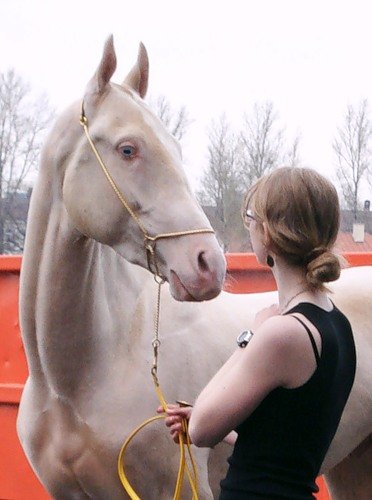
[244,208,257,227]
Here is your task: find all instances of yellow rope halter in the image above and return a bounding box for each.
[80,102,214,499]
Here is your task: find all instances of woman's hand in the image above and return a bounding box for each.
[157,404,193,444]
[252,304,280,331]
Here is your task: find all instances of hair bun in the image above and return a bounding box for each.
[306,250,341,289]
[305,247,328,264]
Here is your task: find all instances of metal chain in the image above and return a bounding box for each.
[151,278,164,385]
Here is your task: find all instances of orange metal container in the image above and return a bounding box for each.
[0,256,49,499]
[2,253,369,498]
[225,252,372,294]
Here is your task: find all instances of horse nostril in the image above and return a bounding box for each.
[198,251,210,273]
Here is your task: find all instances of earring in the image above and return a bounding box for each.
[266,255,274,267]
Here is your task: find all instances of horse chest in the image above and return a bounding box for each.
[36,392,206,499]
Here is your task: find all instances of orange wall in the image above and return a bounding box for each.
[2,253,370,498]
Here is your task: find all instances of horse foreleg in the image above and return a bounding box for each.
[324,434,372,500]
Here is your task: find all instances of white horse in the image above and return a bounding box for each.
[18,37,371,499]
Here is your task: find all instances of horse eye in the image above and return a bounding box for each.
[120,145,136,159]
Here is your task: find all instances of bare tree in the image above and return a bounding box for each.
[197,115,246,251]
[198,104,302,251]
[333,99,371,219]
[149,95,191,141]
[0,69,53,253]
[238,101,285,186]
[284,133,302,168]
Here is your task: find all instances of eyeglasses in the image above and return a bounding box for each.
[244,208,257,227]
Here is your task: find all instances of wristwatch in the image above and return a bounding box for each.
[236,330,254,348]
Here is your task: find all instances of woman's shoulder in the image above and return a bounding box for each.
[254,313,311,348]
[253,314,321,388]
[248,314,312,370]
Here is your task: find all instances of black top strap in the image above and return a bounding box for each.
[288,314,321,366]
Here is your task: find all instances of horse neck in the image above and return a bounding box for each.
[20,110,152,397]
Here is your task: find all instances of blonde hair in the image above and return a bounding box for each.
[244,167,341,291]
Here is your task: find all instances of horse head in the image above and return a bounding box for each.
[62,36,226,301]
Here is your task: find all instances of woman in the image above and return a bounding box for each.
[160,167,356,499]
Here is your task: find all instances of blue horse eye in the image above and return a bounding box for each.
[121,146,135,157]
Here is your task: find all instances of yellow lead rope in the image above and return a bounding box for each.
[117,384,199,500]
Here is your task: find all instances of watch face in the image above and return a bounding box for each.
[236,330,253,348]
[237,331,248,343]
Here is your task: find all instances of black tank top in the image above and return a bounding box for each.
[219,302,356,499]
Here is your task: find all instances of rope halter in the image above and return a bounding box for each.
[79,101,214,281]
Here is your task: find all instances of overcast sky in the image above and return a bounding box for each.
[1,0,372,198]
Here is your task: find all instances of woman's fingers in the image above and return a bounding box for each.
[157,403,186,414]
[157,404,178,413]
[157,403,192,444]
[157,405,192,421]
[171,421,183,431]
[167,407,192,419]
[165,416,182,428]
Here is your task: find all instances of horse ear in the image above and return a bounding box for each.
[123,42,149,98]
[86,35,117,96]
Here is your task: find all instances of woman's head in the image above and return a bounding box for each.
[243,167,341,290]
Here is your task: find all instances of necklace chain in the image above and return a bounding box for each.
[281,288,309,313]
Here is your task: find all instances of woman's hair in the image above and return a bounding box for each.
[243,167,341,291]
